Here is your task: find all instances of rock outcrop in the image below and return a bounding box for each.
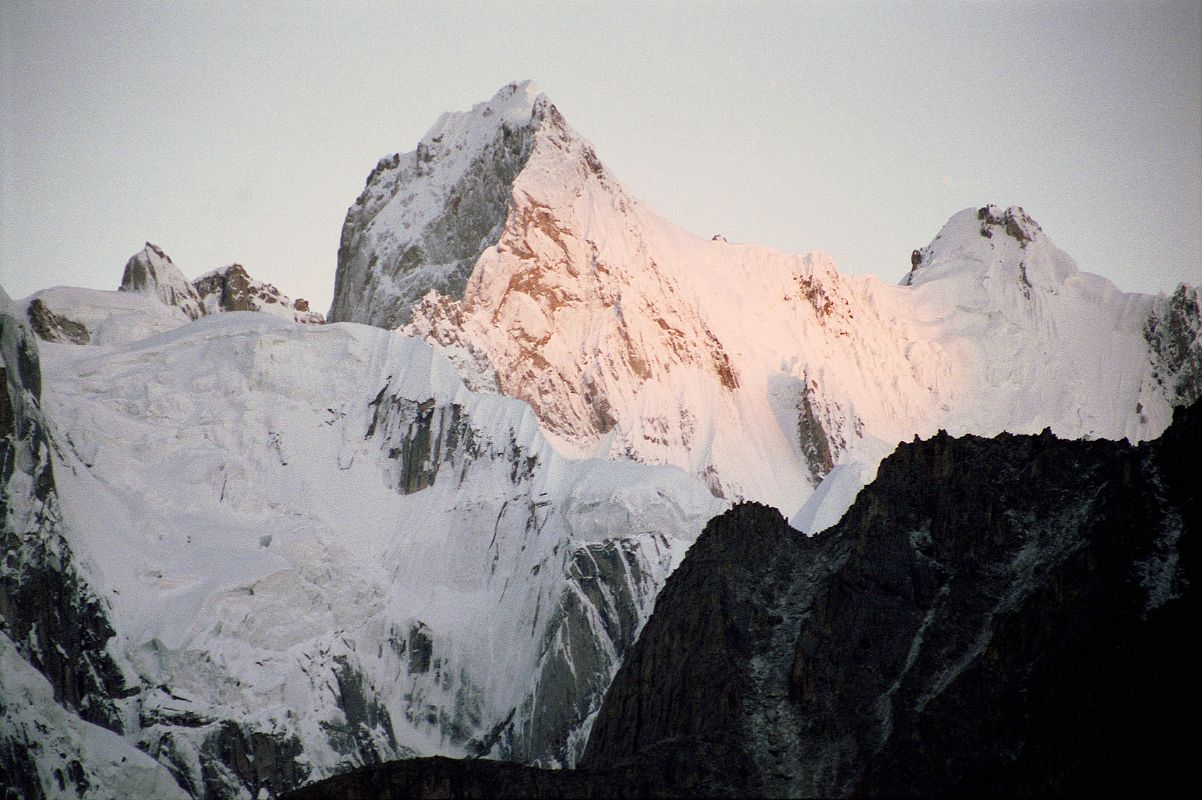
[193,264,325,324]
[119,242,204,320]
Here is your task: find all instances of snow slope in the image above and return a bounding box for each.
[31,311,720,795]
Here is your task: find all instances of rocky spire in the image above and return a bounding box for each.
[118,242,203,319]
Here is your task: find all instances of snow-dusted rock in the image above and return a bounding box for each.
[193,264,325,324]
[1144,283,1202,407]
[119,243,203,320]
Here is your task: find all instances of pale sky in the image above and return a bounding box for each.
[2,1,1199,314]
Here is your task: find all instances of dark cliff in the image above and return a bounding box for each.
[285,403,1198,799]
[1,302,130,795]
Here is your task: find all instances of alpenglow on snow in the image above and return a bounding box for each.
[1,80,1199,799]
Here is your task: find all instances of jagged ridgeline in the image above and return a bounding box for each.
[287,400,1198,799]
[2,79,1200,800]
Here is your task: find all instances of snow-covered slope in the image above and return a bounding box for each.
[333,82,1198,521]
[27,311,719,795]
[0,632,187,800]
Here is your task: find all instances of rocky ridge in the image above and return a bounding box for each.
[193,264,325,325]
[23,244,322,349]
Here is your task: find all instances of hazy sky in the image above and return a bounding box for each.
[2,1,1199,314]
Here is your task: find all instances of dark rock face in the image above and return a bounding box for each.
[588,406,1198,797]
[791,416,1196,796]
[291,401,1197,798]
[321,655,401,767]
[0,306,127,736]
[366,390,476,495]
[281,754,737,800]
[580,501,813,797]
[197,722,310,800]
[25,298,90,345]
[797,382,836,485]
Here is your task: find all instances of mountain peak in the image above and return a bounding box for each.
[976,204,1042,244]
[118,242,202,319]
[329,81,587,328]
[902,204,1077,293]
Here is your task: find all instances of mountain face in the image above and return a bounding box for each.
[332,82,1200,518]
[1,290,186,797]
[3,285,720,797]
[3,81,1201,800]
[289,400,1198,799]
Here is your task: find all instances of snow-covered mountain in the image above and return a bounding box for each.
[3,81,1200,799]
[2,276,720,796]
[332,81,1201,521]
